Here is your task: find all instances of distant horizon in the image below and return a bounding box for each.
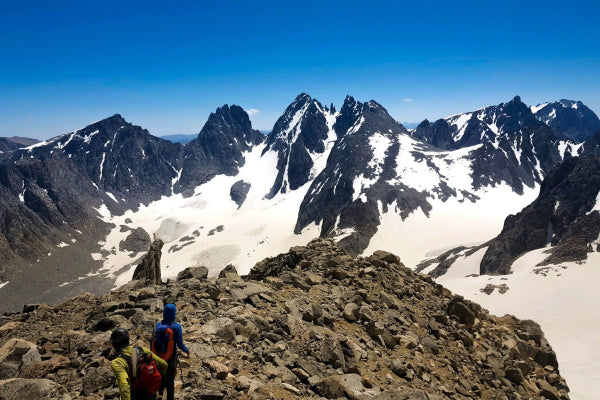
[1,1,598,140]
[8,93,597,142]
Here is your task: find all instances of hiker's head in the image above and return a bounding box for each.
[110,327,130,350]
[163,303,177,324]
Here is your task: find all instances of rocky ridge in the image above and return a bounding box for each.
[0,239,569,399]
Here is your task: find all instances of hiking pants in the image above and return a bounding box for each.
[160,356,177,400]
[131,388,156,400]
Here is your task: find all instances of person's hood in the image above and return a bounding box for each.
[162,303,176,324]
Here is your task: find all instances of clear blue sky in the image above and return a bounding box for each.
[1,1,599,139]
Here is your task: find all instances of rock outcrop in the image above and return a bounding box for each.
[0,239,569,399]
[132,239,164,284]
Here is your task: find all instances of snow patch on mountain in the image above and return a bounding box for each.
[365,184,539,268]
[447,112,472,141]
[90,144,322,287]
[437,248,600,400]
[531,103,550,114]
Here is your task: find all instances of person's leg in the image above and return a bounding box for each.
[162,354,177,400]
[165,363,176,400]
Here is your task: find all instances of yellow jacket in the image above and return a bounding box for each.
[111,345,168,400]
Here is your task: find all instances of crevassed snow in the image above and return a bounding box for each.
[93,143,321,288]
[438,249,600,400]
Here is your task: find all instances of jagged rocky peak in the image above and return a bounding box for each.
[264,93,334,198]
[200,104,263,147]
[178,104,263,194]
[0,239,570,399]
[532,99,600,142]
[266,93,330,150]
[411,118,455,149]
[335,95,407,138]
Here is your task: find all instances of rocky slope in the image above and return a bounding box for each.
[531,100,600,142]
[0,239,569,399]
[480,154,600,274]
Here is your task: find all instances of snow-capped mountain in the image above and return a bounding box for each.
[531,99,600,142]
[420,149,600,400]
[178,104,264,195]
[263,93,336,199]
[0,94,598,313]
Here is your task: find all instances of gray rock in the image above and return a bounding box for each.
[91,315,129,332]
[0,362,19,379]
[343,303,360,322]
[420,336,439,355]
[132,239,164,284]
[448,300,476,326]
[201,317,236,344]
[177,266,209,281]
[218,264,238,278]
[0,378,71,400]
[82,365,113,395]
[315,373,380,399]
[227,281,267,301]
[118,227,151,253]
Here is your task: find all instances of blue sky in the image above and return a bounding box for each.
[1,1,599,139]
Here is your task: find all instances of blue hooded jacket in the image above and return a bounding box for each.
[157,303,189,354]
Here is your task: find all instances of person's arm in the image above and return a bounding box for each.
[111,358,131,400]
[145,347,168,373]
[173,324,189,353]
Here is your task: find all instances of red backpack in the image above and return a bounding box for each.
[122,347,162,394]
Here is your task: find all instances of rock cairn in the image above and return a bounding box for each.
[0,238,569,399]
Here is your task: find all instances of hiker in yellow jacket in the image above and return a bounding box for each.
[110,328,168,400]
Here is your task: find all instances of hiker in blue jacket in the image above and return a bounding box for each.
[154,303,189,400]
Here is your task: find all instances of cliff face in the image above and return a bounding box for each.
[0,239,569,399]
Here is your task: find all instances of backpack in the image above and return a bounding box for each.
[150,323,175,362]
[121,346,162,394]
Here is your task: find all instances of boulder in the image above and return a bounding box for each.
[343,303,360,322]
[315,373,380,399]
[201,317,236,344]
[82,363,113,395]
[0,378,71,400]
[177,266,209,281]
[0,339,40,368]
[448,300,476,326]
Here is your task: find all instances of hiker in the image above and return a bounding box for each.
[152,303,190,400]
[110,327,168,400]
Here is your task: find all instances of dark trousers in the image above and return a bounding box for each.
[159,355,177,400]
[131,388,156,400]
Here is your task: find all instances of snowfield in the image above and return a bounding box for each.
[437,248,600,400]
[94,143,324,287]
